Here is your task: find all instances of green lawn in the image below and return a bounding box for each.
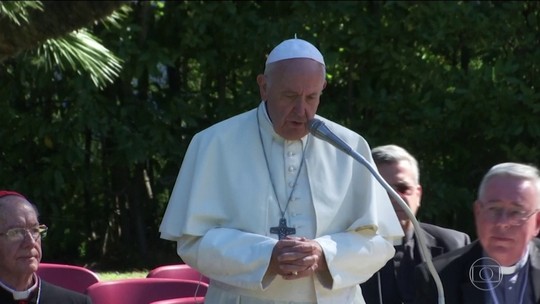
[97,270,149,281]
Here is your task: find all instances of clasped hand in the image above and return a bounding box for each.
[269,236,327,280]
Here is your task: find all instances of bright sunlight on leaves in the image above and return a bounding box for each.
[35,30,123,88]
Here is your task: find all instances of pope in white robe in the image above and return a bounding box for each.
[159,38,403,304]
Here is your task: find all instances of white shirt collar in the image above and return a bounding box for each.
[0,273,39,300]
[497,244,530,275]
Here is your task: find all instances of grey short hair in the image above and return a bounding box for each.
[477,162,540,207]
[371,144,419,184]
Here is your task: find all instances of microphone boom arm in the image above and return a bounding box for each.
[308,119,445,304]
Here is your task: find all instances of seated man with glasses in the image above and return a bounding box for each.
[415,162,540,304]
[361,145,471,304]
[0,190,92,303]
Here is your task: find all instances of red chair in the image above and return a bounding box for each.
[86,278,208,304]
[149,297,205,304]
[37,262,100,293]
[147,264,209,284]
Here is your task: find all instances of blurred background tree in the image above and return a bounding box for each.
[1,1,539,270]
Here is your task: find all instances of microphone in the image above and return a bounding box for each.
[308,119,354,156]
[308,118,445,304]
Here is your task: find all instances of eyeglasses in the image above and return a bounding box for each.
[0,225,48,242]
[479,203,539,226]
[391,183,415,195]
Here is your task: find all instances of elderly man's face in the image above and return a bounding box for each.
[376,160,422,233]
[257,58,326,140]
[474,175,540,266]
[0,198,42,284]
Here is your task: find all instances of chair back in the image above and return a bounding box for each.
[149,297,205,304]
[37,262,100,293]
[86,278,208,304]
[147,264,209,284]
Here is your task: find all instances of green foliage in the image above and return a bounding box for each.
[97,270,148,281]
[2,1,540,267]
[0,1,43,25]
[35,30,123,88]
[1,0,124,88]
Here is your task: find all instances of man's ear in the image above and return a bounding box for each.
[473,200,481,217]
[257,74,267,100]
[534,211,540,235]
[416,184,423,207]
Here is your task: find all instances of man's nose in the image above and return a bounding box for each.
[22,230,38,243]
[495,212,512,224]
[293,98,307,114]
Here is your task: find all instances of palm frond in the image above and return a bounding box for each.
[0,1,43,26]
[100,4,132,30]
[34,30,123,88]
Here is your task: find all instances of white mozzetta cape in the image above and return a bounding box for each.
[160,102,403,304]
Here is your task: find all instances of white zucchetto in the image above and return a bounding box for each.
[265,38,325,66]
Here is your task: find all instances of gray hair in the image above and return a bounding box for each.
[371,144,420,184]
[477,162,540,207]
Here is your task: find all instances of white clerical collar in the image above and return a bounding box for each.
[259,101,309,146]
[403,227,414,244]
[0,273,38,300]
[492,244,530,275]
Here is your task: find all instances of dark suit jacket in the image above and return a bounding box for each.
[0,279,92,304]
[361,223,471,304]
[414,239,540,304]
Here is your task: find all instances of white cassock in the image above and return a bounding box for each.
[160,101,403,304]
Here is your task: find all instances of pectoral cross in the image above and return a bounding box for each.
[270,218,296,240]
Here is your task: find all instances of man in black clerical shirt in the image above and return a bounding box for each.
[361,145,470,304]
[415,162,540,304]
[0,190,92,304]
